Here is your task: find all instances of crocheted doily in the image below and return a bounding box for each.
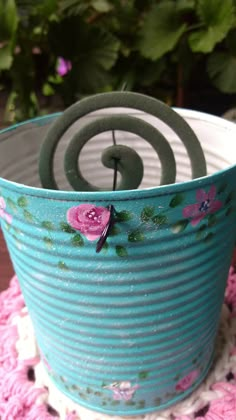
[1,268,236,420]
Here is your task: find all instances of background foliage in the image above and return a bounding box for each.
[0,0,236,122]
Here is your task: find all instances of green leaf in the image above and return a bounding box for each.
[139,2,187,60]
[23,210,34,222]
[189,0,234,53]
[92,0,113,12]
[141,206,155,222]
[116,210,133,222]
[207,52,236,93]
[139,371,149,380]
[60,222,76,233]
[116,245,128,257]
[71,233,84,247]
[58,261,69,270]
[42,221,54,230]
[171,219,188,233]
[176,0,195,12]
[0,44,13,70]
[48,18,120,92]
[128,229,145,242]
[152,214,167,225]
[0,0,18,39]
[17,196,28,207]
[169,194,184,208]
[43,236,53,249]
[42,83,55,96]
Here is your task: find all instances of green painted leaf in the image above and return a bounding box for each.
[152,214,167,225]
[189,0,234,53]
[58,261,69,271]
[225,191,236,204]
[43,236,53,249]
[42,221,54,230]
[116,210,133,222]
[196,223,207,239]
[116,245,128,257]
[141,206,155,222]
[169,194,184,208]
[139,2,186,60]
[23,209,34,222]
[204,232,214,243]
[171,219,188,233]
[101,241,109,253]
[128,229,145,242]
[137,400,146,409]
[207,52,236,93]
[17,196,28,207]
[110,225,121,236]
[71,233,84,247]
[111,400,120,406]
[6,197,17,213]
[60,222,76,234]
[226,207,235,216]
[94,391,102,396]
[208,214,217,227]
[139,371,149,380]
[154,397,162,405]
[125,400,136,406]
[217,182,227,194]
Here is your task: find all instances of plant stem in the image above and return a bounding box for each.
[176,63,185,108]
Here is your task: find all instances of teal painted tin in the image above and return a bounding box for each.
[0,93,236,416]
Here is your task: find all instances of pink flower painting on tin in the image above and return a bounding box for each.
[0,197,12,224]
[67,204,110,241]
[106,381,139,401]
[182,185,222,226]
[175,370,199,392]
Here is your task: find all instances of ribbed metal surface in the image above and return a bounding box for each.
[1,111,236,415]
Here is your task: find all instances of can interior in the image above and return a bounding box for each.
[0,108,235,191]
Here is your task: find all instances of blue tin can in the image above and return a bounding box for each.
[0,98,236,416]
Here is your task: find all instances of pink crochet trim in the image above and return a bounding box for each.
[0,276,78,420]
[2,269,236,419]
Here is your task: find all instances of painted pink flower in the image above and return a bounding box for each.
[182,185,222,226]
[67,204,110,241]
[106,381,139,401]
[0,197,12,224]
[57,57,72,76]
[175,370,199,392]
